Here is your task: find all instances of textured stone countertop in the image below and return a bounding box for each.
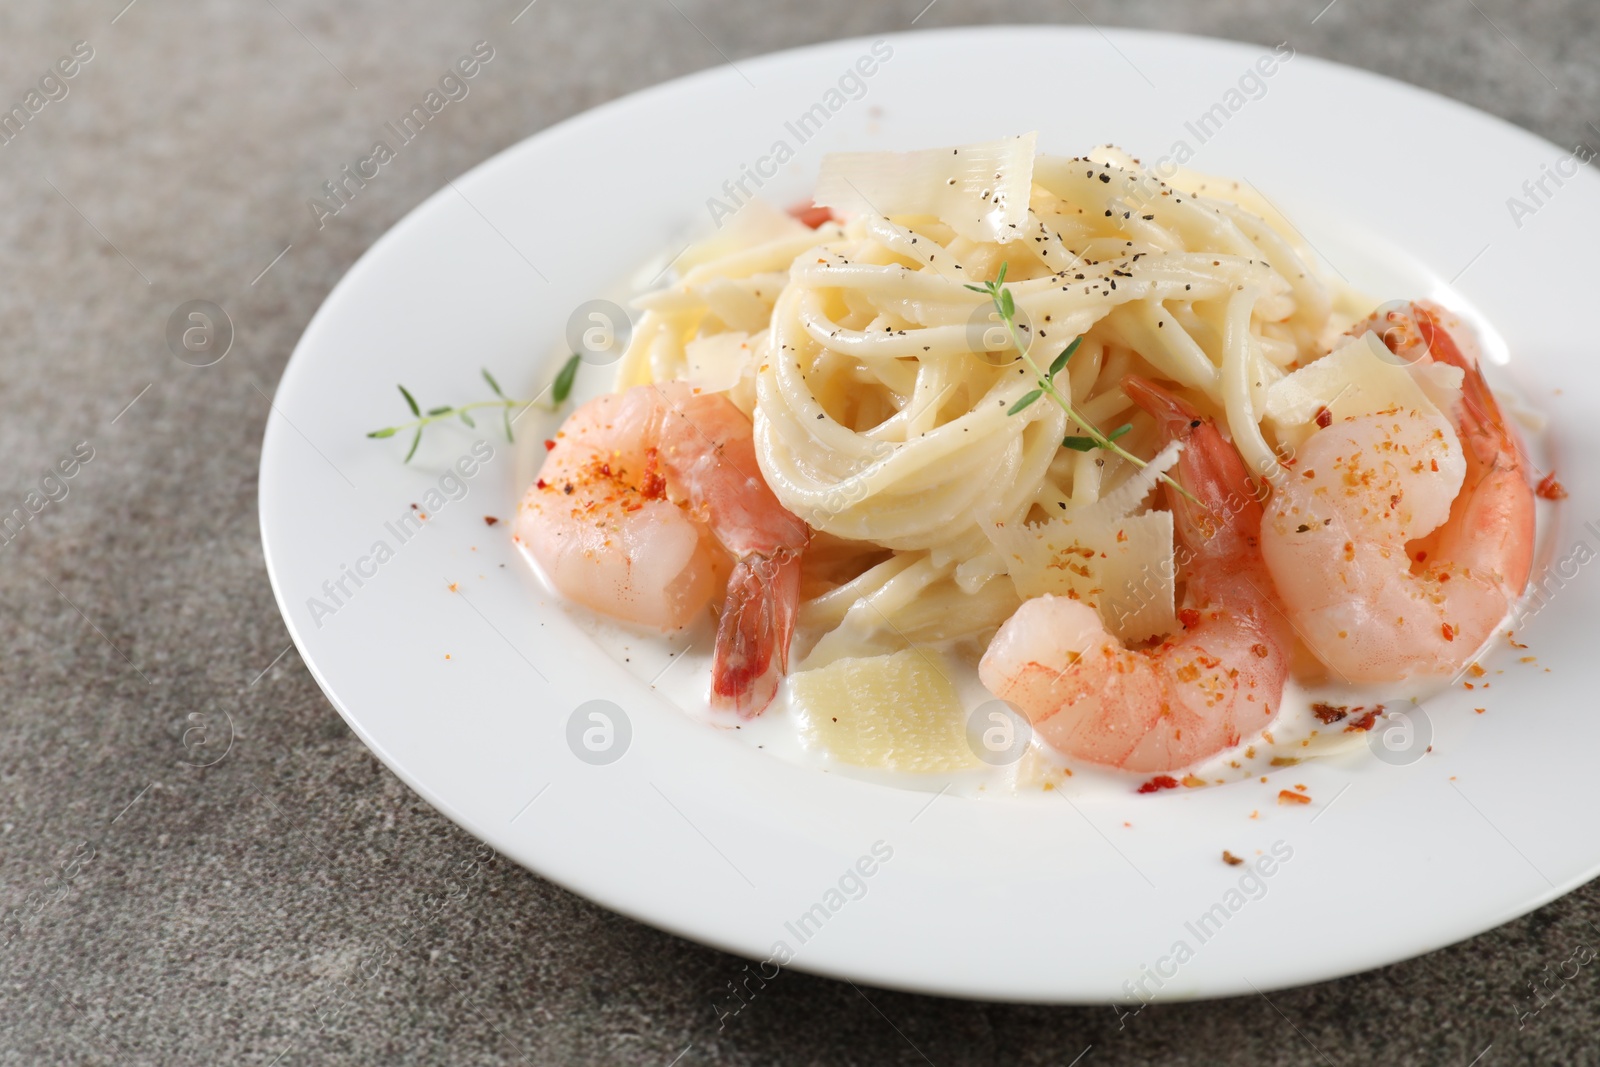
[2,1,1597,1063]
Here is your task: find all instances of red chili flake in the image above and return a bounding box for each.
[1311,702,1348,725]
[1344,706,1383,732]
[640,446,668,501]
[535,479,547,490]
[544,439,557,451]
[1277,790,1312,806]
[789,202,834,228]
[1536,473,1569,500]
[1136,775,1180,794]
[1178,608,1201,629]
[1441,622,1456,642]
[484,516,500,526]
[1314,406,1332,428]
[1222,850,1245,866]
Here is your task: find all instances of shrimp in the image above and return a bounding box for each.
[1259,301,1535,682]
[978,377,1291,773]
[515,381,810,715]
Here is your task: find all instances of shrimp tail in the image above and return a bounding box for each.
[710,549,802,717]
[1405,303,1536,598]
[1411,304,1523,470]
[1123,375,1263,561]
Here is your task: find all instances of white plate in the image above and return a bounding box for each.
[260,26,1600,1002]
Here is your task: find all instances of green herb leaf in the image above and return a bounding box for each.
[1049,336,1083,378]
[398,384,420,417]
[1107,422,1133,442]
[367,427,397,439]
[551,354,581,405]
[502,407,514,443]
[963,283,987,293]
[1008,388,1043,415]
[427,405,453,416]
[999,287,1015,321]
[482,368,506,398]
[995,262,1008,285]
[459,411,476,428]
[404,428,421,463]
[1062,436,1098,451]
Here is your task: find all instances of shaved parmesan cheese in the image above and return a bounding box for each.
[674,199,814,276]
[1414,361,1468,420]
[1263,332,1464,454]
[792,649,978,773]
[987,442,1183,644]
[684,331,753,394]
[693,277,771,333]
[992,510,1177,645]
[1084,441,1183,523]
[812,133,1038,243]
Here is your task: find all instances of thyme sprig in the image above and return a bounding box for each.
[368,354,582,462]
[967,264,1195,504]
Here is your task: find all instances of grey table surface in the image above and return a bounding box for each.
[1,1,1596,1064]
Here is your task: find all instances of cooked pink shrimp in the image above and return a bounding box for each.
[978,377,1291,773]
[1259,301,1535,682]
[515,381,810,715]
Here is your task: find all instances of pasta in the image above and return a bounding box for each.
[614,138,1368,663]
